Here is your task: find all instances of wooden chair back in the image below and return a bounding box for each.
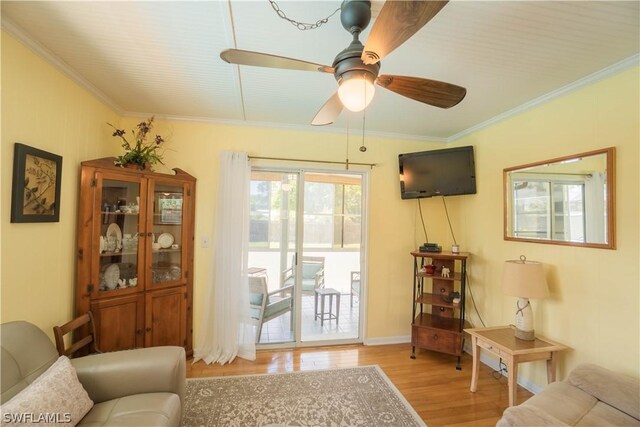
[53,312,101,358]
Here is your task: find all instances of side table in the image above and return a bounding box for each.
[465,326,569,407]
[314,288,340,326]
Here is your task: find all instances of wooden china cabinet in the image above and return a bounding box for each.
[75,158,195,355]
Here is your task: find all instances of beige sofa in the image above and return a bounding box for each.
[497,363,640,426]
[1,321,185,426]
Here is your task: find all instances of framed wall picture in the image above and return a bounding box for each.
[11,143,63,223]
[154,192,183,224]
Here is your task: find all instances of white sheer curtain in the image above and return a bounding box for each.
[193,151,256,365]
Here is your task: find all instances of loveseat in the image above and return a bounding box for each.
[497,363,640,426]
[1,321,185,426]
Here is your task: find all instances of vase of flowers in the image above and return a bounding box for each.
[108,116,165,169]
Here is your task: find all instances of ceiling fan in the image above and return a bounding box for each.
[220,0,466,126]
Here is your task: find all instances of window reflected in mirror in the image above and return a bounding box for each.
[504,147,615,249]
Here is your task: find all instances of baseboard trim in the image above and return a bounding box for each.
[462,342,543,395]
[364,336,411,346]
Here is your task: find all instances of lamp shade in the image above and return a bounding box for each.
[502,256,549,298]
[338,72,375,112]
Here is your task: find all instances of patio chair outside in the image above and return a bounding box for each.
[350,271,360,307]
[249,276,293,342]
[281,256,325,294]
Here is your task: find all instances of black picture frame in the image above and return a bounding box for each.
[11,143,63,223]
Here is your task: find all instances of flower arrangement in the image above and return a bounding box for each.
[108,116,166,169]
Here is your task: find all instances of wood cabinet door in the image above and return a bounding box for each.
[145,287,186,348]
[145,180,191,291]
[92,171,147,298]
[91,294,144,351]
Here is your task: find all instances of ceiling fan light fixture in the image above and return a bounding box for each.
[338,72,375,112]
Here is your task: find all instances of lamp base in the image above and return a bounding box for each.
[514,297,536,341]
[514,327,535,341]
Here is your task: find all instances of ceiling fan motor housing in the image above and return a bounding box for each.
[332,40,380,85]
[334,1,379,86]
[340,0,371,34]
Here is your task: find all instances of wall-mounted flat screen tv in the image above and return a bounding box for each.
[399,146,477,199]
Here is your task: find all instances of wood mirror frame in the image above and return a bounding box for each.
[504,147,615,249]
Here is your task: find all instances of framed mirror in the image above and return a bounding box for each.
[504,147,615,249]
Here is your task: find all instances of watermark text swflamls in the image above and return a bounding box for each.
[2,412,72,424]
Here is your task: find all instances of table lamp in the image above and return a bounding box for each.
[502,255,549,341]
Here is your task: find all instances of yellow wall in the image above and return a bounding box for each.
[117,117,448,342]
[448,66,640,388]
[1,32,120,334]
[1,30,451,343]
[2,28,638,394]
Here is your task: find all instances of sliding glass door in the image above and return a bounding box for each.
[300,172,362,343]
[248,168,366,346]
[248,171,298,344]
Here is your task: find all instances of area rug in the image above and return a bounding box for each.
[182,365,426,427]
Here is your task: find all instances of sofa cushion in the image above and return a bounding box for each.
[568,363,640,420]
[497,363,640,427]
[497,405,569,427]
[1,356,93,426]
[521,381,597,425]
[77,393,180,427]
[576,401,640,427]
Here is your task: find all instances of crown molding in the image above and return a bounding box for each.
[0,13,444,145]
[122,111,449,144]
[448,53,640,143]
[1,15,124,115]
[4,11,635,145]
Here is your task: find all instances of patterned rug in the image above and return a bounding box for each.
[182,365,426,427]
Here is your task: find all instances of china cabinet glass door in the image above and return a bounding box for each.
[96,174,145,294]
[148,181,186,288]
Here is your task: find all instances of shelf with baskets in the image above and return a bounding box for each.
[410,251,470,370]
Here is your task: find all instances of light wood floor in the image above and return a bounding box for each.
[187,343,533,426]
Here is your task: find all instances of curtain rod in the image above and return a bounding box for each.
[248,156,377,169]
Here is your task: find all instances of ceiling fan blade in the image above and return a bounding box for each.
[312,92,343,126]
[362,1,448,65]
[376,75,466,109]
[220,49,334,73]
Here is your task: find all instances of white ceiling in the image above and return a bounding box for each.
[2,1,639,140]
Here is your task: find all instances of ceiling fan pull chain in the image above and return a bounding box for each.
[360,90,367,153]
[268,0,341,31]
[345,116,350,170]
